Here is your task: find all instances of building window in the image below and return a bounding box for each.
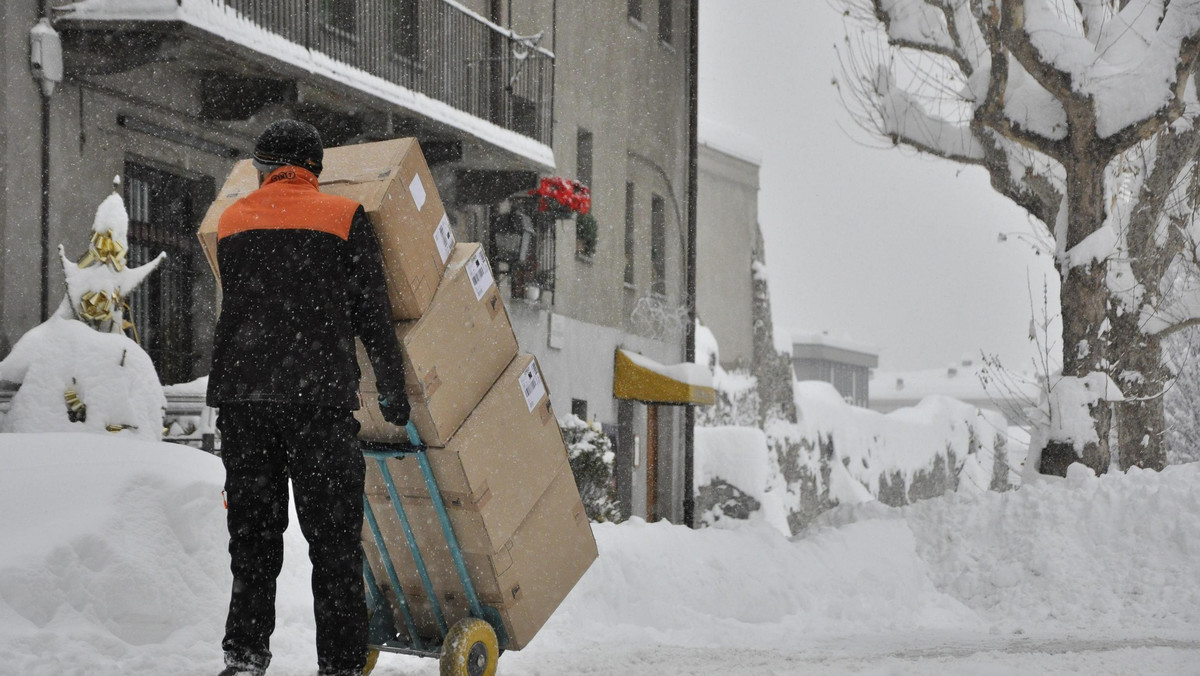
[391,0,419,60]
[124,162,208,385]
[628,0,643,23]
[650,193,666,295]
[322,0,356,36]
[657,0,672,44]
[576,128,593,190]
[571,398,588,420]
[624,183,636,284]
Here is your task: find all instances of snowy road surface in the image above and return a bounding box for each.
[0,435,1197,675]
[376,634,1200,675]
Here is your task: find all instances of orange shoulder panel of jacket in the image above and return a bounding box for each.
[217,178,362,241]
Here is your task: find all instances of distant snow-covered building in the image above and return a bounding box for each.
[696,119,762,369]
[790,331,879,407]
[870,356,1042,423]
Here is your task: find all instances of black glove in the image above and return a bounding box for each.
[377,391,411,427]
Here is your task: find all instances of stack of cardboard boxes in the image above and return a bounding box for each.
[198,138,597,650]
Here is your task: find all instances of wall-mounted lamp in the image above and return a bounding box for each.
[30,18,63,98]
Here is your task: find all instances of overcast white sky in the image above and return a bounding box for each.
[697,0,1061,372]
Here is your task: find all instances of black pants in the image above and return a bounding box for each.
[218,403,367,674]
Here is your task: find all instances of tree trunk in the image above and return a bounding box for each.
[1110,313,1169,471]
[1040,161,1111,476]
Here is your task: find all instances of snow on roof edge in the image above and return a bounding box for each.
[698,117,764,167]
[60,0,556,171]
[788,329,879,358]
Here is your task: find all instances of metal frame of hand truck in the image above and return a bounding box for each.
[361,422,508,659]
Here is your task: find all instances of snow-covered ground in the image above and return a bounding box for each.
[1,433,1197,675]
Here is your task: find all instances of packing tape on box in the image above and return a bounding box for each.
[486,290,502,320]
[493,542,514,578]
[424,366,442,398]
[322,169,394,186]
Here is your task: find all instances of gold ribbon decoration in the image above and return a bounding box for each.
[77,230,127,271]
[79,289,120,323]
[64,388,87,423]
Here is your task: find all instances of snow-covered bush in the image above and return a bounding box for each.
[559,414,619,522]
[695,324,759,427]
[794,383,1017,496]
[696,368,760,428]
[694,425,789,534]
[695,479,760,524]
[0,312,165,440]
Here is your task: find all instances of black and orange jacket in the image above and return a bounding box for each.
[206,166,405,408]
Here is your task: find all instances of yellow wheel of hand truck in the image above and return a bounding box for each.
[362,648,380,675]
[439,617,499,676]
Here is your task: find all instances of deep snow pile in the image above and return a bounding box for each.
[1,434,1197,675]
[0,316,165,441]
[693,425,791,534]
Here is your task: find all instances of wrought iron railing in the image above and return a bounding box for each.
[218,0,554,146]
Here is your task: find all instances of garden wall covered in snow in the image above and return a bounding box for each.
[696,374,1022,535]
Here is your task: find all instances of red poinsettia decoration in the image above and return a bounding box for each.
[530,176,591,215]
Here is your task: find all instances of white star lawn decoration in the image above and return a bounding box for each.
[58,179,166,334]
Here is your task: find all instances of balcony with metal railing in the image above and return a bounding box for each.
[56,0,555,156]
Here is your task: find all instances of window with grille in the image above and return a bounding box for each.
[628,0,643,22]
[576,128,593,190]
[650,193,666,295]
[124,162,208,385]
[392,0,419,60]
[657,0,673,44]
[624,183,635,284]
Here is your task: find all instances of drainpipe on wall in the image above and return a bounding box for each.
[39,95,51,321]
[683,0,699,528]
[31,5,62,320]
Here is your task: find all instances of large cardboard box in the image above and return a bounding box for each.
[356,243,518,447]
[364,354,568,555]
[197,138,455,319]
[363,463,598,649]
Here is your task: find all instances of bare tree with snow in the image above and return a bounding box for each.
[839,0,1200,474]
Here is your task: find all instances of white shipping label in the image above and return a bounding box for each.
[434,214,455,263]
[466,249,494,301]
[519,360,547,412]
[408,174,427,211]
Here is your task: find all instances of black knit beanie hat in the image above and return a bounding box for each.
[253,119,324,175]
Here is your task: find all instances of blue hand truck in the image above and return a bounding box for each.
[360,422,507,676]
